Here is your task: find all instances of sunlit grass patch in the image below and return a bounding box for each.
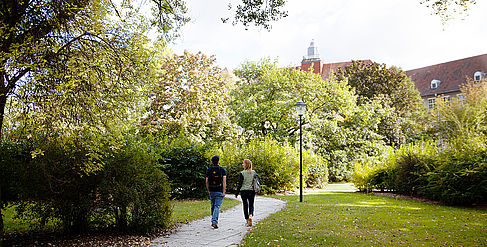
[3,198,241,234]
[241,192,486,246]
[171,197,240,223]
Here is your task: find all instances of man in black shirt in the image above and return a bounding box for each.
[206,155,227,229]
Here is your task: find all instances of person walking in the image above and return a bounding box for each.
[235,159,260,227]
[206,155,227,229]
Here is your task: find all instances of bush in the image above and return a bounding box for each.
[2,132,172,234]
[157,135,209,199]
[0,140,32,207]
[394,142,437,196]
[426,140,487,205]
[210,137,327,194]
[352,146,395,191]
[99,134,172,234]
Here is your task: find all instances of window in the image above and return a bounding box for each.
[474,71,483,82]
[431,79,441,89]
[442,96,450,105]
[428,98,435,110]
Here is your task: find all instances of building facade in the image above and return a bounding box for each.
[298,40,371,79]
[405,54,487,110]
[298,41,487,111]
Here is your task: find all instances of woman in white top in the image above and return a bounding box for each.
[235,159,259,227]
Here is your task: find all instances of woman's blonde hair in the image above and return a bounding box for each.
[243,159,252,173]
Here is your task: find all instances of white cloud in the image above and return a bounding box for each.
[170,0,487,71]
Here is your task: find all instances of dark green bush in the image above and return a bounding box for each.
[369,168,395,192]
[99,134,172,234]
[22,139,102,233]
[394,152,435,196]
[2,132,172,234]
[427,148,487,205]
[157,136,209,199]
[0,140,32,206]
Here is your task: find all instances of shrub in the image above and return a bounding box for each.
[352,146,395,191]
[3,132,172,234]
[99,134,172,234]
[426,138,487,205]
[394,142,437,196]
[157,135,209,199]
[210,137,327,194]
[352,140,437,194]
[16,139,101,233]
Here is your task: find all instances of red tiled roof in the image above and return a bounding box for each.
[321,60,372,79]
[405,54,487,97]
[298,59,373,78]
[301,61,322,74]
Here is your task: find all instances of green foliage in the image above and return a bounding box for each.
[334,61,425,147]
[98,133,172,234]
[394,149,437,197]
[143,51,234,144]
[352,146,396,191]
[158,135,210,199]
[210,137,328,194]
[224,0,288,29]
[421,0,477,24]
[427,138,487,205]
[241,192,487,246]
[353,137,487,206]
[1,131,172,234]
[435,79,487,141]
[14,137,103,233]
[231,59,357,143]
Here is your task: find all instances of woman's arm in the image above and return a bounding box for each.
[235,173,244,196]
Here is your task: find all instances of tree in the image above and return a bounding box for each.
[420,0,477,24]
[0,0,161,235]
[231,58,357,143]
[0,0,290,234]
[334,61,426,147]
[435,79,487,142]
[222,0,288,29]
[142,51,234,143]
[231,59,391,181]
[0,0,191,138]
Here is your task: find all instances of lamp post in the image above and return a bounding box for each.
[294,101,306,202]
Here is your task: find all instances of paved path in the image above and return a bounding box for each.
[150,195,286,247]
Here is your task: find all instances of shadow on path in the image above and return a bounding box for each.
[151,195,286,247]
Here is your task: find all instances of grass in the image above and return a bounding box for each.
[2,197,241,234]
[171,197,241,223]
[321,182,357,192]
[240,192,487,246]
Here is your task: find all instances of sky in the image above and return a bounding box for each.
[168,0,487,71]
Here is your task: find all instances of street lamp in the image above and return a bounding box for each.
[294,101,306,202]
[236,126,244,136]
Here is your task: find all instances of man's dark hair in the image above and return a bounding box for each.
[211,155,220,166]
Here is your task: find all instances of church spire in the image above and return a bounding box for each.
[302,39,321,63]
[307,39,320,60]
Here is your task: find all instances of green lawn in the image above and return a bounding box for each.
[241,193,487,246]
[171,197,241,223]
[2,197,241,234]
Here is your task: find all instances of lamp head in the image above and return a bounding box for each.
[294,101,306,116]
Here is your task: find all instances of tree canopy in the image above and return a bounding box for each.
[142,51,234,143]
[334,61,426,146]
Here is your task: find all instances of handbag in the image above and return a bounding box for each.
[253,171,261,193]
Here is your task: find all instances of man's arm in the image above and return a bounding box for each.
[206,177,209,193]
[222,176,226,196]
